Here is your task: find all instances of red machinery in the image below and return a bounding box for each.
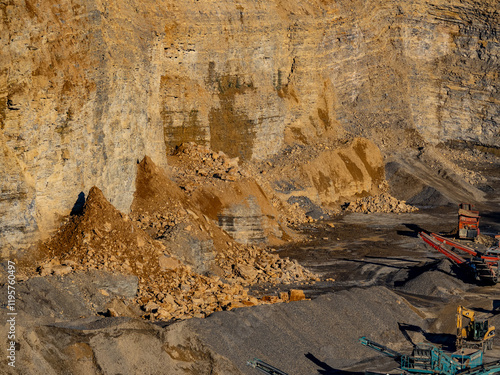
[419,232,499,284]
[458,203,480,239]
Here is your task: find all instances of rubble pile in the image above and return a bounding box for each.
[474,233,497,247]
[132,211,181,239]
[130,154,315,279]
[36,185,316,322]
[169,143,312,227]
[30,142,425,324]
[38,186,165,278]
[137,268,272,321]
[216,243,317,286]
[345,193,418,214]
[169,143,244,192]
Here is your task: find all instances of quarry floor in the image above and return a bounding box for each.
[276,156,500,295]
[255,162,500,373]
[272,208,500,373]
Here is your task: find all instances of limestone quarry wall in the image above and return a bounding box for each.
[1,0,499,250]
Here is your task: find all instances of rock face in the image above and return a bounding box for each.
[1,0,499,249]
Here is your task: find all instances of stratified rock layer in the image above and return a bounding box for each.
[1,0,499,249]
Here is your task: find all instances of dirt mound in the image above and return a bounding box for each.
[345,193,419,214]
[130,155,218,248]
[166,143,293,245]
[37,186,254,320]
[40,186,163,277]
[130,155,316,281]
[131,155,188,221]
[130,155,233,273]
[35,162,318,322]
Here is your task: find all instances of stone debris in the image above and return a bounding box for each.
[30,143,424,324]
[344,193,418,214]
[216,243,318,286]
[35,184,317,322]
[169,143,244,193]
[169,143,315,228]
[289,289,307,301]
[474,233,497,247]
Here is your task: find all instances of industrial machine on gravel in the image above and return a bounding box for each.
[247,340,500,375]
[419,232,500,284]
[456,306,495,352]
[359,336,500,374]
[458,203,480,240]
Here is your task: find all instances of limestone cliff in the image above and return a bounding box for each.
[1,0,499,250]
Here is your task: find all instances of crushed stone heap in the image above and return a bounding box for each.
[167,142,244,196]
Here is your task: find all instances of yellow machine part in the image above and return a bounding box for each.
[456,305,496,346]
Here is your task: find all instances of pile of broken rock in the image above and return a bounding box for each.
[345,193,418,214]
[32,154,318,322]
[27,142,422,323]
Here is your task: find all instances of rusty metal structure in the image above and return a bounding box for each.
[458,203,480,239]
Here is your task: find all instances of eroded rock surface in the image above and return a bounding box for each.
[1,1,500,373]
[2,0,499,250]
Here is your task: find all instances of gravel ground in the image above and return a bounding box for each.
[183,286,426,374]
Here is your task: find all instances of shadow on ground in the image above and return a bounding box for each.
[397,223,429,238]
[305,353,368,375]
[398,323,456,351]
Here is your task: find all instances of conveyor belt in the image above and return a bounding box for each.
[456,359,500,374]
[419,232,467,264]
